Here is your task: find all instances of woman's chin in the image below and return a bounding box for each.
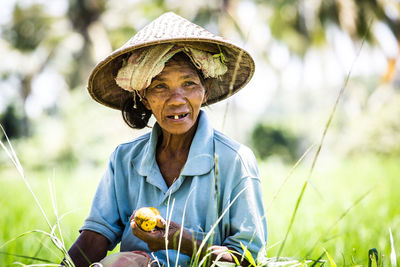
[160,118,196,135]
[162,125,193,135]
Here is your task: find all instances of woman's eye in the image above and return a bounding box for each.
[154,84,166,89]
[183,81,196,86]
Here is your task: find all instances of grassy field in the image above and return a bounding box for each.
[262,154,400,265]
[0,146,399,266]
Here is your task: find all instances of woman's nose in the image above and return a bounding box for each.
[167,86,186,105]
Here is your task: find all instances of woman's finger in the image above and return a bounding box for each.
[156,215,166,229]
[131,221,147,239]
[129,211,136,225]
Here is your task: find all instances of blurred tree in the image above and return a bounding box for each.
[67,0,106,88]
[67,0,105,40]
[3,4,50,52]
[0,0,106,136]
[1,4,55,136]
[251,0,400,54]
[0,104,27,140]
[254,0,399,83]
[1,0,399,140]
[250,123,300,162]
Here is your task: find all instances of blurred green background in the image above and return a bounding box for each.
[1,0,399,265]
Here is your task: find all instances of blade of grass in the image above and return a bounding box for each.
[323,248,337,267]
[192,186,248,266]
[266,144,315,210]
[389,228,397,267]
[237,226,260,265]
[1,228,74,265]
[28,234,47,265]
[0,230,54,249]
[0,251,53,263]
[175,187,195,267]
[0,124,22,170]
[31,234,64,263]
[310,252,326,267]
[306,188,372,256]
[210,250,240,267]
[0,229,66,258]
[368,248,379,267]
[47,176,75,266]
[0,125,52,230]
[150,253,161,267]
[275,18,372,259]
[240,242,257,266]
[221,101,230,132]
[1,126,74,266]
[164,192,175,267]
[266,240,283,250]
[198,248,241,267]
[49,173,65,248]
[263,257,315,266]
[13,263,60,267]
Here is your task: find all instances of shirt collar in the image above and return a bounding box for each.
[181,110,215,176]
[132,110,215,177]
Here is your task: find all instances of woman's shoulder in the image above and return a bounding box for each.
[112,132,151,157]
[213,129,258,176]
[213,130,255,160]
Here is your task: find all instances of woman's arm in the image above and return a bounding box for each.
[64,230,109,267]
[131,220,248,266]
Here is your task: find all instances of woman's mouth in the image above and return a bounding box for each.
[167,113,189,120]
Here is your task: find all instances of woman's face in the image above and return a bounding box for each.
[142,56,207,135]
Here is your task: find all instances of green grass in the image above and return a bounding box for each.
[0,165,96,265]
[0,151,399,266]
[262,154,400,265]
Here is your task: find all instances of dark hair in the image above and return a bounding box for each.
[121,52,207,129]
[121,91,152,129]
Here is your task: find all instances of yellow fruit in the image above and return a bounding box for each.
[133,207,161,232]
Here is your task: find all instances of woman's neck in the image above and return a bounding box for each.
[156,120,199,186]
[158,120,198,156]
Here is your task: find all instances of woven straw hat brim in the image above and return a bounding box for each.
[87,12,255,110]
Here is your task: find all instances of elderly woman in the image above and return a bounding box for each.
[66,12,267,267]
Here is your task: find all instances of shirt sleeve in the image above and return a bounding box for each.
[80,150,124,250]
[222,176,268,262]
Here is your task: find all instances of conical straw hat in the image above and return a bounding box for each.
[87,12,255,110]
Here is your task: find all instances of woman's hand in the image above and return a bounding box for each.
[131,213,191,252]
[130,211,247,266]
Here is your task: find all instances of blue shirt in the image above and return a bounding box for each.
[81,110,267,266]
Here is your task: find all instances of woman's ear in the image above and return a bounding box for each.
[142,98,151,110]
[138,90,151,110]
